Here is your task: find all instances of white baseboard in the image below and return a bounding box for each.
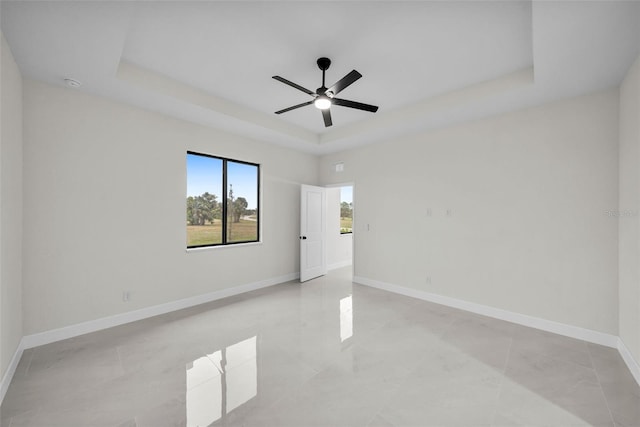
[328,260,352,271]
[618,338,640,386]
[1,338,25,404]
[1,272,298,405]
[353,276,620,349]
[22,272,299,350]
[353,276,640,385]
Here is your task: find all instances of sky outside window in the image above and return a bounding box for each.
[187,154,222,198]
[227,161,258,210]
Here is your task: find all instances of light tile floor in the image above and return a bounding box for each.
[1,267,639,426]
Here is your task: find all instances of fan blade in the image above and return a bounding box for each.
[275,100,313,114]
[322,108,332,127]
[272,76,315,96]
[327,70,362,96]
[332,97,378,113]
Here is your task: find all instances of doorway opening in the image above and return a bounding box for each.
[326,184,354,276]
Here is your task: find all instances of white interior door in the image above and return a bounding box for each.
[300,185,327,282]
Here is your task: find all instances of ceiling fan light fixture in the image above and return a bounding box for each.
[314,96,331,110]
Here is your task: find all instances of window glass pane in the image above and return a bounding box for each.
[226,161,259,243]
[186,154,223,246]
[340,186,353,234]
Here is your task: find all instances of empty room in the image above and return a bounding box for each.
[1,1,640,426]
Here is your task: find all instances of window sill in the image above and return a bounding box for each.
[186,241,263,253]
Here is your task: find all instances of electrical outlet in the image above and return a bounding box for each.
[426,276,431,285]
[122,291,130,302]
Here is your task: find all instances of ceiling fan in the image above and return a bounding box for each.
[273,57,379,127]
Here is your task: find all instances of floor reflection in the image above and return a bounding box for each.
[340,295,353,342]
[186,336,257,426]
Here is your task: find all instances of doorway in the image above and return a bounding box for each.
[325,184,354,275]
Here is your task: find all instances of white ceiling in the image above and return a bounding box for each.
[1,1,639,155]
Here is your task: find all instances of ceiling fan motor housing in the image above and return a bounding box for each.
[317,57,331,71]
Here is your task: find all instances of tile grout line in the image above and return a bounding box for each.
[115,346,125,375]
[489,334,514,427]
[521,341,605,374]
[362,312,454,427]
[587,344,616,426]
[23,350,34,377]
[362,349,423,427]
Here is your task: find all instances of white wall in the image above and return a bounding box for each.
[320,89,620,335]
[22,79,318,335]
[326,187,352,270]
[619,54,640,362]
[0,33,23,379]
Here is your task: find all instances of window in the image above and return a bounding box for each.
[340,186,353,234]
[186,151,259,248]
